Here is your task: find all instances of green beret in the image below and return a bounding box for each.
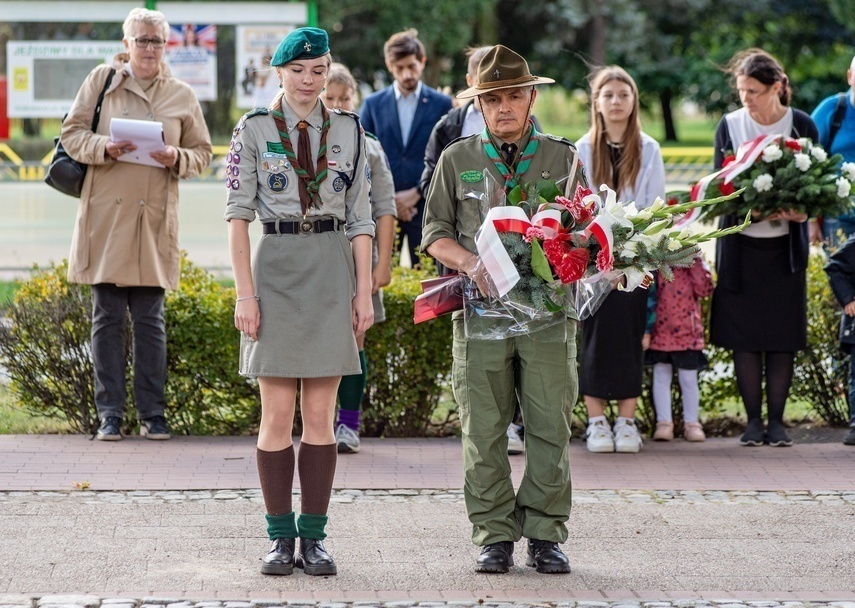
[270,27,330,67]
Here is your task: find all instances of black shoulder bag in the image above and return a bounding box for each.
[44,68,115,198]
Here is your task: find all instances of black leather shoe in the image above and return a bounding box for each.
[261,538,295,575]
[96,417,122,441]
[475,541,514,573]
[295,537,337,576]
[526,539,571,574]
[140,415,171,440]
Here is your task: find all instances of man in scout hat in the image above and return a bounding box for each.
[421,45,584,574]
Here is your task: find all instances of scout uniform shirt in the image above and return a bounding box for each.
[422,129,587,327]
[364,133,397,266]
[223,99,374,241]
[421,128,587,271]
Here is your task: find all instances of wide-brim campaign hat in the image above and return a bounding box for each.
[457,44,555,99]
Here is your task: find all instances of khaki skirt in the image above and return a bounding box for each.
[240,223,360,378]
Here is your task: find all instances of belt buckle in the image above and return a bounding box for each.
[299,219,313,235]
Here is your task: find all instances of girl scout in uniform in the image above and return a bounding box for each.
[224,27,375,576]
[321,63,397,454]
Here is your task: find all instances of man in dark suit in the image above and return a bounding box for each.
[360,29,453,265]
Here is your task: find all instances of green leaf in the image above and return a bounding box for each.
[508,185,524,206]
[537,180,562,203]
[530,239,554,282]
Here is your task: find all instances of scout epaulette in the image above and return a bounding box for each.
[244,107,270,120]
[545,133,577,149]
[364,131,379,142]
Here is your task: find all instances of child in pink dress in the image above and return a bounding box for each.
[644,256,714,441]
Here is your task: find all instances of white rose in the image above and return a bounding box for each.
[753,174,774,192]
[842,162,855,182]
[794,153,812,172]
[798,137,812,149]
[811,146,828,162]
[837,177,851,198]
[761,144,783,163]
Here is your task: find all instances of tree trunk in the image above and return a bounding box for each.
[589,12,606,67]
[660,89,677,142]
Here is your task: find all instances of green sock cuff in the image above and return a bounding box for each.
[297,513,329,540]
[265,511,297,540]
[337,350,367,411]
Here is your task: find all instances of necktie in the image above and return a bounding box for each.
[297,121,314,214]
[501,143,518,169]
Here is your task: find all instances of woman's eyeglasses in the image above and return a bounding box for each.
[129,37,166,49]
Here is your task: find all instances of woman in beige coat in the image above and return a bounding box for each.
[61,7,212,442]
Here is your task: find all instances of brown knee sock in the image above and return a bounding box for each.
[256,445,294,515]
[297,442,337,515]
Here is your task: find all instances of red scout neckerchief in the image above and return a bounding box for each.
[271,103,331,216]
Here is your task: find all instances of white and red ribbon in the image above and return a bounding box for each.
[475,206,563,297]
[692,133,781,202]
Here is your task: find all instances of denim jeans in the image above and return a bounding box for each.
[91,284,166,420]
[822,215,855,250]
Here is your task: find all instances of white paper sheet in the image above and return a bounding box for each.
[109,118,167,168]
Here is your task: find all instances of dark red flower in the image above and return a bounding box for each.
[784,139,802,152]
[543,239,590,283]
[719,181,736,196]
[572,183,594,207]
[722,154,736,168]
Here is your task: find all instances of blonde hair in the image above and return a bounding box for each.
[268,53,332,111]
[327,63,358,95]
[123,7,169,41]
[587,65,642,196]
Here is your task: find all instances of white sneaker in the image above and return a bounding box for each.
[507,423,524,455]
[335,424,360,454]
[614,420,642,453]
[586,420,615,453]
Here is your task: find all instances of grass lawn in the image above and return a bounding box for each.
[0,280,20,310]
[0,385,73,434]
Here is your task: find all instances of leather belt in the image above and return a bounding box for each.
[263,218,344,235]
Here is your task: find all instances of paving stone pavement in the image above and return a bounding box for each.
[1,436,855,603]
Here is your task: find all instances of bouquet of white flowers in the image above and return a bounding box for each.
[695,134,853,221]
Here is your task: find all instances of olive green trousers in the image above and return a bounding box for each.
[452,319,576,546]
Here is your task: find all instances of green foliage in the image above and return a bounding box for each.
[0,256,260,435]
[791,252,850,426]
[361,259,454,436]
[163,260,260,435]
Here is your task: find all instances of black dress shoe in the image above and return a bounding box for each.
[295,537,337,576]
[526,539,571,574]
[475,541,514,573]
[96,417,122,441]
[261,537,295,575]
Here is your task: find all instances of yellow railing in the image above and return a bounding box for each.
[0,143,714,184]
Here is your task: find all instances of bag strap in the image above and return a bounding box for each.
[90,68,116,133]
[828,92,847,150]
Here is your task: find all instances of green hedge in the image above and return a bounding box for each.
[0,256,453,436]
[1,251,848,436]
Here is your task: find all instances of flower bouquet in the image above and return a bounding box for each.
[413,169,750,334]
[694,134,853,222]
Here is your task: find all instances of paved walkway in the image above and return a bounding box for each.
[2,435,854,492]
[1,434,854,603]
